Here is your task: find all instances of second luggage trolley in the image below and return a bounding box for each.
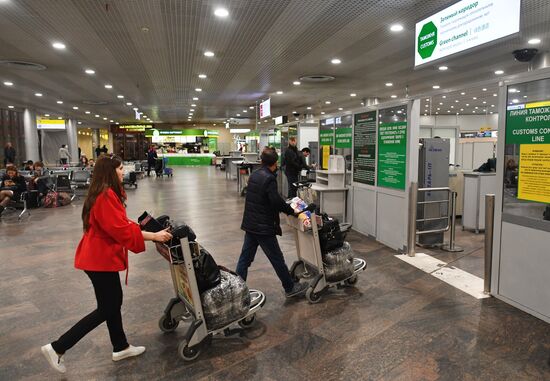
[286,214,367,303]
[155,233,266,361]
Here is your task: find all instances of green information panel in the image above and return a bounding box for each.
[320,130,334,145]
[377,118,407,190]
[506,103,550,145]
[208,137,218,152]
[353,111,377,185]
[335,127,352,148]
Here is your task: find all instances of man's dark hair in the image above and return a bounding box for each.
[301,147,311,153]
[261,147,278,166]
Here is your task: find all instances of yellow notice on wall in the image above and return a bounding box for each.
[322,145,330,170]
[518,144,550,204]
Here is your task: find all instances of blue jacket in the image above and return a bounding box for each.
[241,166,294,236]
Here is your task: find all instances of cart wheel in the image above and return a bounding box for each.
[306,287,321,304]
[238,314,256,328]
[158,315,179,333]
[345,275,358,286]
[178,340,201,361]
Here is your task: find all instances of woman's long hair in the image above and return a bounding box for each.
[82,155,125,232]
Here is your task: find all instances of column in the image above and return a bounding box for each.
[23,108,40,162]
[92,129,100,158]
[66,119,79,164]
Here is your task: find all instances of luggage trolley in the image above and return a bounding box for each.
[286,213,367,303]
[155,232,266,361]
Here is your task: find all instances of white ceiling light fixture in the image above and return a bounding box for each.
[85,111,90,114]
[249,106,254,109]
[276,90,283,95]
[432,85,440,89]
[104,84,113,89]
[8,105,14,109]
[350,93,357,97]
[58,116,62,119]
[438,66,448,71]
[331,58,341,65]
[117,95,124,99]
[133,107,138,111]
[473,97,477,100]
[191,104,197,107]
[512,99,519,104]
[493,93,498,97]
[95,114,100,118]
[44,114,50,117]
[84,69,95,75]
[35,93,43,97]
[306,106,312,110]
[103,117,107,120]
[198,74,207,79]
[442,95,447,98]
[195,88,202,92]
[52,42,66,50]
[528,38,541,45]
[320,111,325,115]
[293,81,301,85]
[325,101,331,104]
[126,102,132,106]
[236,114,241,117]
[391,95,397,98]
[73,106,79,110]
[385,83,393,87]
[77,121,82,125]
[190,109,195,112]
[338,107,343,111]
[109,120,114,123]
[390,24,404,32]
[243,110,247,113]
[193,97,199,101]
[204,51,215,57]
[115,122,119,125]
[3,81,13,86]
[460,92,466,95]
[214,7,229,18]
[56,100,63,104]
[495,70,504,75]
[509,88,518,93]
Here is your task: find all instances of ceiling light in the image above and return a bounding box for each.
[276,91,283,95]
[117,95,124,99]
[249,106,254,109]
[433,85,440,89]
[523,95,528,99]
[35,93,42,97]
[236,114,241,117]
[385,83,393,87]
[493,93,498,97]
[95,114,100,117]
[528,38,541,45]
[44,114,50,117]
[466,103,470,106]
[321,111,325,115]
[490,111,494,114]
[204,51,215,57]
[455,100,459,103]
[103,117,107,120]
[338,107,343,111]
[460,92,465,95]
[509,88,518,93]
[56,100,63,104]
[442,95,447,98]
[85,111,90,114]
[191,104,197,107]
[243,110,247,113]
[193,97,199,101]
[350,93,357,97]
[133,107,138,111]
[450,106,454,109]
[8,105,14,109]
[460,109,464,111]
[306,106,312,110]
[116,122,119,125]
[512,99,519,104]
[104,84,113,89]
[214,7,229,17]
[58,116,62,119]
[495,70,504,75]
[391,95,397,98]
[195,88,202,92]
[198,74,207,79]
[331,58,341,64]
[72,106,78,110]
[425,98,430,102]
[473,97,477,100]
[190,109,195,112]
[475,106,479,109]
[3,81,13,86]
[424,105,428,108]
[439,102,443,105]
[109,119,114,123]
[438,66,448,71]
[390,24,404,32]
[472,111,476,113]
[126,102,132,106]
[77,121,82,125]
[85,69,95,75]
[491,105,495,107]
[483,101,487,104]
[437,108,441,110]
[293,81,301,85]
[52,42,66,50]
[325,101,331,104]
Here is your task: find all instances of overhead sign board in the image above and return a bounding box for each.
[415,0,521,67]
[259,98,271,119]
[37,119,66,130]
[274,115,288,125]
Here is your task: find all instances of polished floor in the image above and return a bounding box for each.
[0,167,549,380]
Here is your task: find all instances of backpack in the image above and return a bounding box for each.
[57,192,72,206]
[194,248,221,293]
[318,215,345,253]
[43,191,58,208]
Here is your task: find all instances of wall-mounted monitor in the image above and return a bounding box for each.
[259,98,271,119]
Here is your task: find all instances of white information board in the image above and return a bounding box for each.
[260,98,271,119]
[414,0,520,67]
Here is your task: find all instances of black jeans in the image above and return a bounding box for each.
[286,172,299,198]
[147,161,154,176]
[236,232,294,292]
[52,271,128,354]
[60,158,67,165]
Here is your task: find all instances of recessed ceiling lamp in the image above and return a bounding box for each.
[204,51,215,57]
[214,7,229,17]
[293,81,301,85]
[338,107,343,111]
[85,111,90,114]
[105,84,113,89]
[117,95,124,99]
[483,101,487,104]
[52,42,66,50]
[385,83,393,87]
[331,58,341,64]
[528,38,541,45]
[8,105,14,109]
[103,117,107,120]
[195,88,202,92]
[191,104,197,107]
[249,106,254,109]
[460,92,465,95]
[433,85,440,89]
[95,114,100,117]
[3,81,13,86]
[109,119,114,123]
[325,101,331,104]
[512,99,519,103]
[466,103,470,106]
[425,98,430,102]
[58,116,62,119]
[350,93,357,97]
[439,102,443,105]
[276,91,283,95]
[126,102,132,106]
[442,95,447,98]
[243,110,247,113]
[198,74,207,79]
[473,97,477,100]
[509,88,518,93]
[77,121,82,124]
[56,100,63,104]
[321,111,325,115]
[133,107,138,111]
[35,93,43,97]
[495,70,504,75]
[306,106,312,110]
[391,95,397,98]
[193,97,199,101]
[390,24,404,32]
[73,106,79,110]
[115,122,119,125]
[236,114,241,117]
[493,93,498,97]
[44,114,50,116]
[482,88,487,91]
[190,109,195,111]
[84,69,95,75]
[455,100,459,103]
[438,66,448,71]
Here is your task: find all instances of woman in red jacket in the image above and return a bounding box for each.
[41,155,172,374]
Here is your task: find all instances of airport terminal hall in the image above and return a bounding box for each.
[2,0,550,380]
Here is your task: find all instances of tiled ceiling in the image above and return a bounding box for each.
[0,0,549,125]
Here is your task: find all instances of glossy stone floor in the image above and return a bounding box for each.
[0,167,548,381]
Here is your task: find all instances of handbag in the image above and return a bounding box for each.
[43,191,58,208]
[194,248,221,293]
[318,214,345,253]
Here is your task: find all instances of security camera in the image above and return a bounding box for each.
[513,48,538,62]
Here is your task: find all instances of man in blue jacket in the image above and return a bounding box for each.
[236,147,308,297]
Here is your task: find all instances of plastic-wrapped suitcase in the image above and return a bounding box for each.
[322,242,355,282]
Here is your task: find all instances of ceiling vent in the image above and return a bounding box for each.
[0,60,46,71]
[299,75,335,83]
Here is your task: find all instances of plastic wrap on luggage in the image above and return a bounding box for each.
[323,241,354,282]
[201,270,251,330]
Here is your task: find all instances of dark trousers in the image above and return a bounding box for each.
[60,158,67,165]
[52,271,128,354]
[236,232,294,293]
[147,161,154,176]
[286,172,299,198]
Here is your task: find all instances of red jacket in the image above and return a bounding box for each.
[75,188,145,274]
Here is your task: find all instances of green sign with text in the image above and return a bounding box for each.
[377,121,407,190]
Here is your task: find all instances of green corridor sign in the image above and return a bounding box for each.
[506,104,550,144]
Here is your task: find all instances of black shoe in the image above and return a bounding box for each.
[285,282,308,298]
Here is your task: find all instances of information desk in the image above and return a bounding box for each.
[462,172,497,233]
[158,153,215,166]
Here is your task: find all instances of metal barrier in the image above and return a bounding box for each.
[484,194,495,294]
[407,182,463,256]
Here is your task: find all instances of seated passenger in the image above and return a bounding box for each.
[24,160,34,171]
[0,165,28,216]
[80,155,89,168]
[29,161,50,198]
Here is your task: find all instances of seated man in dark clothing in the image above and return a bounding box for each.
[236,147,308,298]
[28,161,50,199]
[0,165,28,216]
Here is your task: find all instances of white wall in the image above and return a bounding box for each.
[420,114,498,131]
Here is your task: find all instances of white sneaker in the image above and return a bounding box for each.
[41,344,66,374]
[112,345,146,362]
